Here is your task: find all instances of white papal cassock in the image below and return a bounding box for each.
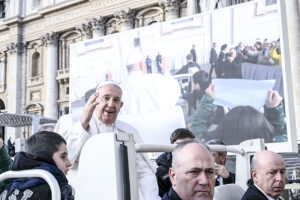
[54,114,161,200]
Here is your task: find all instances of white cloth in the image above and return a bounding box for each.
[117,71,186,144]
[212,79,276,110]
[54,114,160,200]
[120,71,181,115]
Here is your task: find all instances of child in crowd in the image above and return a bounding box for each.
[0,131,73,200]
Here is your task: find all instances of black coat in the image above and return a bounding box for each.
[156,152,172,197]
[215,172,236,186]
[0,152,74,200]
[210,48,218,65]
[241,179,268,200]
[175,62,201,75]
[162,187,182,200]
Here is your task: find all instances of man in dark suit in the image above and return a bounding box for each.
[190,44,197,63]
[209,42,218,79]
[241,151,286,200]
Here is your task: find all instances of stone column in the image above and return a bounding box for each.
[283,0,300,149]
[41,32,59,119]
[88,17,106,38]
[114,9,135,32]
[187,0,198,15]
[6,42,25,139]
[76,22,92,40]
[159,0,180,21]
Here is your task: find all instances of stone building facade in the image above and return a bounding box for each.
[0,0,299,143]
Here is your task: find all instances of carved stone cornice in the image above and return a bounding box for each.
[87,16,106,32]
[40,32,59,46]
[158,0,181,13]
[0,51,6,58]
[27,40,44,50]
[75,22,92,39]
[114,8,135,24]
[6,42,27,54]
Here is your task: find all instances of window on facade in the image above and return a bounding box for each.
[266,0,277,6]
[66,87,69,95]
[32,52,40,77]
[0,0,5,19]
[32,0,41,8]
[64,107,69,114]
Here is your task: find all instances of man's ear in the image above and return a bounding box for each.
[120,101,123,108]
[169,168,176,187]
[251,170,257,182]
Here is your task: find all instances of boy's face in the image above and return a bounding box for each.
[52,143,71,175]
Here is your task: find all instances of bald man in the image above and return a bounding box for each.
[162,140,215,200]
[241,151,286,200]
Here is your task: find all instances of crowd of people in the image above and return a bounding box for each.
[209,39,282,80]
[0,79,289,200]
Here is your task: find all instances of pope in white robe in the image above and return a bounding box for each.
[54,81,160,200]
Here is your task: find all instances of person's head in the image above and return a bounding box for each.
[186,54,193,62]
[94,81,123,125]
[170,140,215,200]
[205,139,226,165]
[221,44,227,51]
[212,42,216,48]
[251,151,286,199]
[225,53,231,61]
[212,106,273,145]
[254,41,262,51]
[229,48,236,58]
[26,131,71,175]
[276,47,281,55]
[192,71,210,91]
[170,128,195,144]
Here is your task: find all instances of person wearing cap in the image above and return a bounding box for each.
[54,80,161,200]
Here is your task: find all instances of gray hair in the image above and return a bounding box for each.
[172,139,212,170]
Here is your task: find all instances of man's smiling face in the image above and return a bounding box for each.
[94,84,123,125]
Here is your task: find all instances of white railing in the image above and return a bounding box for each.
[0,169,61,200]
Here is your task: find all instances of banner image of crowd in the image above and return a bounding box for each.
[69,0,290,149]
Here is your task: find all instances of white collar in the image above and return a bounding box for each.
[93,113,115,129]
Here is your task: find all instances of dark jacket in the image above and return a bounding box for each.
[210,48,218,65]
[241,179,268,200]
[215,172,235,186]
[162,187,182,200]
[156,152,172,197]
[0,146,12,192]
[175,62,200,75]
[190,48,197,63]
[0,151,74,200]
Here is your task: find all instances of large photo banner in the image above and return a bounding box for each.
[70,0,292,150]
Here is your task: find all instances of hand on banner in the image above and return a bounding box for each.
[265,90,282,108]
